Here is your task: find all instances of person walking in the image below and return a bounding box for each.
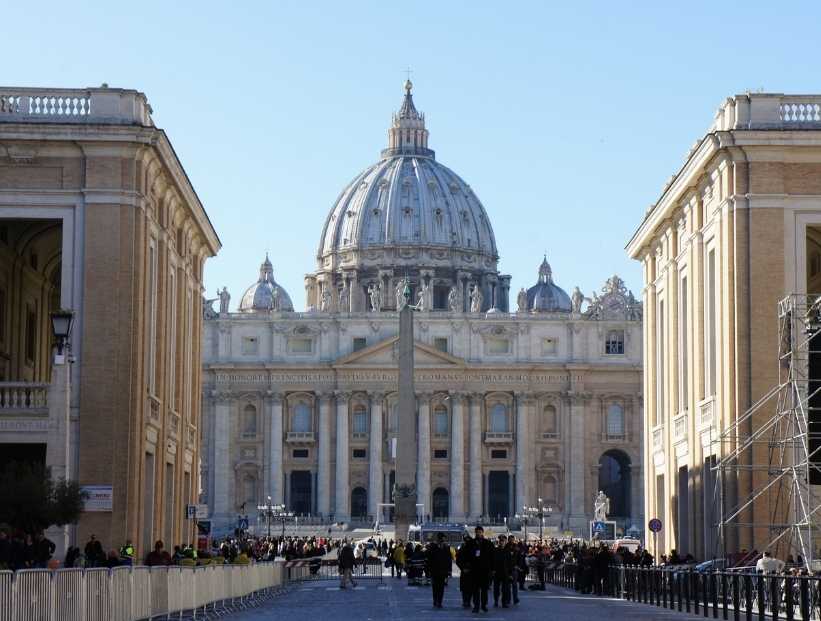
[469,526,494,613]
[456,535,475,608]
[507,536,522,605]
[427,533,453,608]
[338,541,357,589]
[392,540,405,578]
[492,535,512,608]
[84,534,104,568]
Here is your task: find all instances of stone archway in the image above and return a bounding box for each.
[432,487,449,520]
[351,486,368,519]
[598,450,631,518]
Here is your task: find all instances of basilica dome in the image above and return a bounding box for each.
[526,257,572,313]
[316,80,497,271]
[239,255,294,312]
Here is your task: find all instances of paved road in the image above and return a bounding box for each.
[232,578,708,620]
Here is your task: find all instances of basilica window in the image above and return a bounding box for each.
[605,330,625,355]
[542,405,558,439]
[433,405,449,436]
[489,403,510,433]
[292,403,312,433]
[242,474,257,506]
[607,403,625,438]
[288,337,313,354]
[241,336,259,355]
[486,337,510,355]
[541,338,557,355]
[433,337,448,352]
[353,337,367,352]
[242,404,257,437]
[352,405,368,435]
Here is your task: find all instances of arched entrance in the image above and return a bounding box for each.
[290,471,312,515]
[432,487,449,520]
[351,487,368,519]
[488,471,510,518]
[598,450,631,518]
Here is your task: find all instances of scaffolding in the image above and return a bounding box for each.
[713,294,821,569]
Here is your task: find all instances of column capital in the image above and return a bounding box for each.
[449,391,467,404]
[334,390,352,403]
[316,390,334,401]
[370,391,386,404]
[513,391,535,403]
[264,390,283,405]
[563,390,592,406]
[212,390,235,404]
[416,391,433,403]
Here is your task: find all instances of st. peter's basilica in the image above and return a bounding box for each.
[200,82,644,537]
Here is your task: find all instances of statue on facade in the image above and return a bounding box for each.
[368,283,383,312]
[218,287,230,314]
[395,279,408,311]
[319,287,332,313]
[447,286,461,312]
[593,490,610,522]
[469,284,483,313]
[417,281,432,312]
[338,285,349,313]
[571,286,584,313]
[516,288,528,313]
[270,286,280,311]
[203,295,219,319]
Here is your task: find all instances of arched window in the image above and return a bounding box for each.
[433,405,449,436]
[598,450,631,518]
[242,474,256,506]
[292,403,312,432]
[242,404,257,435]
[352,404,368,434]
[351,487,367,518]
[607,404,625,438]
[542,405,557,437]
[432,487,449,520]
[490,403,509,433]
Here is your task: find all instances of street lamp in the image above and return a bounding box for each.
[256,498,294,538]
[50,309,74,358]
[519,498,553,542]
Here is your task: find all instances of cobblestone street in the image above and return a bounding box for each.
[232,579,706,620]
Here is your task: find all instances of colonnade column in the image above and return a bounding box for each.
[334,391,351,520]
[368,392,384,518]
[515,392,529,512]
[268,392,283,504]
[449,393,465,520]
[317,392,332,517]
[568,393,586,526]
[469,395,483,520]
[417,392,431,518]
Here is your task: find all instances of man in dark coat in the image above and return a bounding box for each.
[455,535,474,608]
[469,526,495,613]
[338,541,357,589]
[84,534,104,568]
[427,533,453,608]
[492,535,512,607]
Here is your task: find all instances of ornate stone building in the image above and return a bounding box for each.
[0,86,220,557]
[202,83,643,536]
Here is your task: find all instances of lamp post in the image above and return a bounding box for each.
[269,503,294,538]
[520,498,552,542]
[50,309,75,359]
[257,496,276,538]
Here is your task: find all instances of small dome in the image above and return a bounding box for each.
[238,255,294,312]
[526,256,571,313]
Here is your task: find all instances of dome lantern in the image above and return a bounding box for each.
[238,254,294,313]
[526,255,571,313]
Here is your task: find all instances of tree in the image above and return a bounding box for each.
[0,461,87,535]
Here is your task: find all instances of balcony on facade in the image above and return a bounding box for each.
[484,432,514,444]
[673,411,688,442]
[0,87,153,126]
[711,94,821,132]
[652,424,664,450]
[286,431,315,444]
[0,382,49,416]
[541,431,559,441]
[351,432,368,441]
[697,397,715,431]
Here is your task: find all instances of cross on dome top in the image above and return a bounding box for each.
[384,80,432,158]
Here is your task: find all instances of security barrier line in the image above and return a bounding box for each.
[1,560,304,621]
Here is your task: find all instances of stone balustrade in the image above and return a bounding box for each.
[673,411,688,440]
[0,382,49,414]
[484,431,513,444]
[699,398,715,429]
[712,94,821,131]
[0,87,153,126]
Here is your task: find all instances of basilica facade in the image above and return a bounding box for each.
[201,82,644,537]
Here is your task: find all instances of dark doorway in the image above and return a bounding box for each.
[0,443,46,472]
[598,450,631,518]
[488,471,510,518]
[351,487,367,518]
[290,470,312,515]
[432,487,449,519]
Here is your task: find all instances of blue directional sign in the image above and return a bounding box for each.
[593,521,607,534]
[238,516,249,531]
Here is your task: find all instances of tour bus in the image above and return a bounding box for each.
[407,523,470,546]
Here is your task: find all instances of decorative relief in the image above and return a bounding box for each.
[213,370,582,386]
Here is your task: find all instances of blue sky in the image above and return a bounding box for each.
[5,1,821,309]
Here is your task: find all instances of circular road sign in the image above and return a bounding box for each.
[648,518,662,533]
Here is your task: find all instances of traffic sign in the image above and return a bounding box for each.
[592,521,607,533]
[648,518,663,532]
[238,516,249,531]
[196,504,209,519]
[186,504,196,520]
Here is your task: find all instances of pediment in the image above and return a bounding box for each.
[334,336,465,367]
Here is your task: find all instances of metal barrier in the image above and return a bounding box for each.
[294,557,384,582]
[0,560,294,621]
[545,563,821,621]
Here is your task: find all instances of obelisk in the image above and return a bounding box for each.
[394,282,417,541]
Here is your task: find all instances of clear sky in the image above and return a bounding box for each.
[4,1,820,309]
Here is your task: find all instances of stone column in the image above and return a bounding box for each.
[368,392,384,517]
[417,392,431,518]
[213,393,232,518]
[449,393,465,520]
[469,395,483,520]
[568,393,587,527]
[267,392,284,504]
[317,392,332,517]
[515,392,530,512]
[335,391,350,521]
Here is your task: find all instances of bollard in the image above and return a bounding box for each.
[770,575,779,621]
[756,573,765,621]
[711,572,718,619]
[799,576,809,621]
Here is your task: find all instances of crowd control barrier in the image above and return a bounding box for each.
[0,560,298,621]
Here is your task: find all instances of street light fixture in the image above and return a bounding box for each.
[50,309,74,357]
[517,497,552,542]
[257,497,295,538]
